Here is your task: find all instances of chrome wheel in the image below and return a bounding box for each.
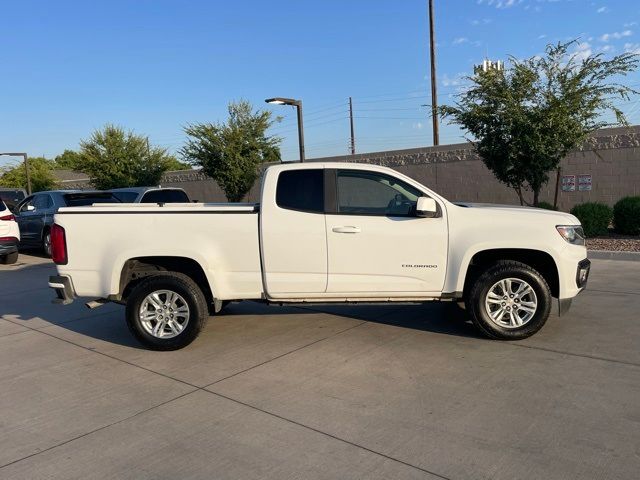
[485,278,537,329]
[43,232,51,257]
[139,290,190,339]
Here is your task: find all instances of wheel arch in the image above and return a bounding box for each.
[116,256,214,305]
[462,248,560,298]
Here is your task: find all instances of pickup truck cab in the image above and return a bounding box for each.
[49,162,590,350]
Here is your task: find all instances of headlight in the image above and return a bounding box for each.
[556,225,586,246]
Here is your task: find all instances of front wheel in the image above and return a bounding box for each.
[125,273,209,350]
[465,260,552,340]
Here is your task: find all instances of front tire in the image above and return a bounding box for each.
[125,273,209,350]
[0,251,18,265]
[465,260,552,340]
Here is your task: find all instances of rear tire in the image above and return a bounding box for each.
[125,272,209,350]
[0,252,18,265]
[465,260,552,340]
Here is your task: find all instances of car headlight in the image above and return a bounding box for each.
[556,225,586,246]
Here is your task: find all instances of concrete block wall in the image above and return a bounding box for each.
[156,125,640,210]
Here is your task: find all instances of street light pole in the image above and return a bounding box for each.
[428,0,440,146]
[265,97,305,162]
[0,152,31,194]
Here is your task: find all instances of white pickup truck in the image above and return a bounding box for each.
[49,162,590,350]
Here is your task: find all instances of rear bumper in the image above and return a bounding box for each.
[0,237,19,255]
[48,275,76,305]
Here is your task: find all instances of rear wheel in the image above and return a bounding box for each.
[125,273,209,350]
[465,260,551,340]
[42,229,52,257]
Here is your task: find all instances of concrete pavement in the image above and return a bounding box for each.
[0,253,638,479]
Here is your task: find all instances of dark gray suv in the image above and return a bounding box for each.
[14,190,119,256]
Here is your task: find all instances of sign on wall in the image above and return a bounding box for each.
[561,175,576,192]
[578,174,592,191]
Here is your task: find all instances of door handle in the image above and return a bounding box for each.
[332,226,361,234]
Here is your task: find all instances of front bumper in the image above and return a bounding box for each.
[558,258,590,316]
[48,275,76,305]
[0,237,18,255]
[576,258,591,289]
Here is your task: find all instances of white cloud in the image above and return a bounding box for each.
[452,37,469,45]
[624,22,637,27]
[573,42,592,61]
[412,122,424,130]
[599,30,632,42]
[470,18,492,26]
[624,42,640,54]
[597,6,609,13]
[477,0,520,8]
[441,74,463,87]
[538,34,547,39]
[599,45,615,53]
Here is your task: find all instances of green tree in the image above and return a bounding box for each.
[0,157,57,192]
[54,149,83,170]
[181,100,281,202]
[78,125,177,189]
[164,156,191,171]
[440,41,638,206]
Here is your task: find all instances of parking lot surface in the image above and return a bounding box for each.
[0,253,638,479]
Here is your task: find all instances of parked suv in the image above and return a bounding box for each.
[108,187,190,203]
[14,190,120,256]
[0,199,20,264]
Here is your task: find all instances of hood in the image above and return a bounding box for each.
[454,202,580,225]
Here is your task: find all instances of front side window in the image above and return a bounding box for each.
[336,170,422,216]
[18,196,35,212]
[276,169,324,213]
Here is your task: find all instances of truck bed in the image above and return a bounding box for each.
[54,202,264,300]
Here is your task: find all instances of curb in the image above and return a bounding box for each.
[588,250,640,262]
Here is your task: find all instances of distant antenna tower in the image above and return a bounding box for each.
[474,59,504,74]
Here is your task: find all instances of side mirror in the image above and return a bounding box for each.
[27,205,35,212]
[416,197,438,218]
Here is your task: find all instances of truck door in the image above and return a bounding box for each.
[260,167,328,296]
[325,169,447,295]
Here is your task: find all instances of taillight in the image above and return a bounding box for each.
[51,224,68,265]
[0,214,15,221]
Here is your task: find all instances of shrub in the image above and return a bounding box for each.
[613,196,640,235]
[536,201,558,211]
[570,202,612,237]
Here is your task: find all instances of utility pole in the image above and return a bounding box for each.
[428,0,439,146]
[0,153,31,194]
[349,97,356,155]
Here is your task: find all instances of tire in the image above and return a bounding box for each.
[1,251,19,265]
[125,272,209,350]
[42,229,52,258]
[465,260,552,340]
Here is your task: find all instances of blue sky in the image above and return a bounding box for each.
[1,0,639,165]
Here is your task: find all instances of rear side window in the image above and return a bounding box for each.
[276,170,324,213]
[63,193,120,206]
[111,192,138,203]
[141,190,190,203]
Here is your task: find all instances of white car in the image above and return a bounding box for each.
[48,162,590,350]
[0,199,20,264]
